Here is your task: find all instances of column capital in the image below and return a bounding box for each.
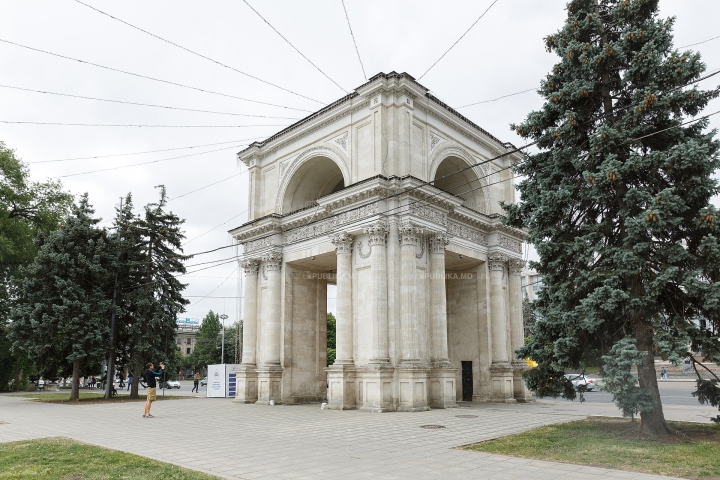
[488,253,509,271]
[508,259,526,276]
[364,221,389,247]
[262,250,283,271]
[428,232,450,254]
[330,232,354,255]
[399,222,423,246]
[240,259,260,277]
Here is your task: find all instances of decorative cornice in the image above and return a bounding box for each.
[448,221,487,246]
[284,203,379,244]
[243,236,273,254]
[241,260,260,277]
[498,235,522,253]
[408,203,447,227]
[262,251,283,271]
[330,231,353,255]
[488,253,508,271]
[364,221,389,247]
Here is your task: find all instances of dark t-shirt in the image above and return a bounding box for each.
[144,369,161,388]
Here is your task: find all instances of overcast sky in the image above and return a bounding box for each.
[3,0,719,324]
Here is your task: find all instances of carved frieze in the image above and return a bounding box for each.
[330,231,353,255]
[284,203,380,244]
[448,221,487,246]
[408,203,447,226]
[498,235,522,253]
[243,237,273,254]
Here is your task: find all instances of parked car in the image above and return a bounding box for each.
[200,377,208,387]
[564,373,598,391]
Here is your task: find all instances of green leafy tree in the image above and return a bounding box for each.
[0,142,72,390]
[505,0,720,434]
[125,186,189,398]
[187,311,222,369]
[327,312,336,366]
[9,195,113,401]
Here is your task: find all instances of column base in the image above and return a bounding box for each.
[428,365,458,409]
[357,365,395,413]
[512,361,535,403]
[325,364,356,410]
[397,366,430,412]
[490,363,516,404]
[255,366,283,405]
[232,365,258,404]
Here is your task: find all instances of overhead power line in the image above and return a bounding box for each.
[0,38,312,112]
[72,0,324,105]
[241,0,349,94]
[457,89,536,108]
[417,0,499,80]
[0,84,300,120]
[679,34,720,49]
[57,144,247,178]
[184,209,248,245]
[341,0,366,82]
[189,266,238,306]
[30,137,265,164]
[169,172,247,202]
[1,121,287,128]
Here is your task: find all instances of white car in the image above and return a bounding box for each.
[163,380,181,389]
[564,374,597,391]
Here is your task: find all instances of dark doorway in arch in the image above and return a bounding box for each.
[433,156,486,213]
[461,361,473,401]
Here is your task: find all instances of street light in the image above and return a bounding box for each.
[220,314,229,364]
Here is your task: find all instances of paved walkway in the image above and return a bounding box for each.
[0,394,689,480]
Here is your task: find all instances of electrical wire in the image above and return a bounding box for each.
[0,38,313,112]
[241,0,348,94]
[679,34,720,49]
[1,120,287,128]
[72,0,324,105]
[184,209,248,245]
[0,84,300,120]
[417,0,499,80]
[30,137,265,164]
[57,144,247,178]
[168,172,247,202]
[341,0,366,82]
[189,266,238,306]
[457,89,536,109]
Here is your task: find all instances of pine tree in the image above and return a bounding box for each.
[505,0,720,434]
[125,186,189,398]
[187,311,222,369]
[9,194,113,401]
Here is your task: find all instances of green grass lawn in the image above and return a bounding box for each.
[464,417,720,480]
[0,437,219,479]
[15,393,192,404]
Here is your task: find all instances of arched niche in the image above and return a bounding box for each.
[430,147,489,214]
[277,151,349,214]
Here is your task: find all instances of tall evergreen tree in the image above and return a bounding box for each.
[125,186,189,398]
[186,310,222,369]
[9,194,113,401]
[0,142,72,390]
[505,0,720,433]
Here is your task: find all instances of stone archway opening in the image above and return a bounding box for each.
[433,156,486,213]
[282,156,345,214]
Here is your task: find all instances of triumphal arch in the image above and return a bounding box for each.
[230,72,531,411]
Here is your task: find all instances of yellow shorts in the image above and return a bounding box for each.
[147,387,157,402]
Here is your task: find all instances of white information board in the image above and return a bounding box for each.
[206,364,226,398]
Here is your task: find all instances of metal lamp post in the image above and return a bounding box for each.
[220,314,228,363]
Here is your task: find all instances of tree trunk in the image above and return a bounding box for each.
[130,359,141,399]
[69,359,81,402]
[633,319,672,435]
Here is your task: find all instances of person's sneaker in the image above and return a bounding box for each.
[142,415,147,418]
[146,414,154,418]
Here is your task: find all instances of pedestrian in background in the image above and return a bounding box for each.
[192,371,200,393]
[143,361,165,418]
[661,367,668,382]
[127,373,133,391]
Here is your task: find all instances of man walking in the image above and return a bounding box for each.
[661,367,668,382]
[143,361,165,418]
[127,373,133,391]
[192,371,200,393]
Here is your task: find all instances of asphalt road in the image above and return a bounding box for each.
[571,380,703,406]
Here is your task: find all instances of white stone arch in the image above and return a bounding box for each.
[275,145,351,214]
[428,143,492,214]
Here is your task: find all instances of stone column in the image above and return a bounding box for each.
[360,221,394,412]
[509,259,533,402]
[429,232,450,366]
[331,232,354,365]
[256,250,283,405]
[326,232,355,410]
[234,259,259,403]
[365,222,390,364]
[427,231,457,409]
[488,253,515,403]
[399,222,422,365]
